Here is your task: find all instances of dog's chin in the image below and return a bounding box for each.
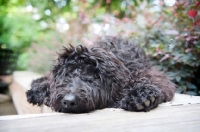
[56,106,90,114]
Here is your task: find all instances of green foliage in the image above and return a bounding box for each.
[0,0,41,70]
[134,1,200,95]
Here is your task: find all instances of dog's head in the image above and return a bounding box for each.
[48,45,129,113]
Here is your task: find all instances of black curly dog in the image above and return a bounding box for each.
[26,36,176,113]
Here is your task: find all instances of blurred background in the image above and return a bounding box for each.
[0,0,200,115]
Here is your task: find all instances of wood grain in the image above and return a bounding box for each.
[8,71,52,114]
[9,81,42,114]
[3,71,200,132]
[0,104,200,132]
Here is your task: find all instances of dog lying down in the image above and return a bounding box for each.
[26,36,176,113]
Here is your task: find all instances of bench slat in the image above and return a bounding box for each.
[0,104,200,132]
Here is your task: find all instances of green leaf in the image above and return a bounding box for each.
[133,0,138,6]
[147,0,151,3]
[187,83,197,90]
[196,45,200,52]
[175,76,181,82]
[186,91,197,96]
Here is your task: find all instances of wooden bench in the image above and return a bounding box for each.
[8,71,52,114]
[0,71,200,132]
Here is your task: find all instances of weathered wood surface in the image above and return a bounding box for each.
[0,93,17,115]
[0,94,10,103]
[8,71,200,115]
[2,71,200,132]
[12,71,42,90]
[9,81,42,114]
[8,71,52,114]
[0,104,200,132]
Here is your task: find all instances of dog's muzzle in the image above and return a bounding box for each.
[61,94,80,108]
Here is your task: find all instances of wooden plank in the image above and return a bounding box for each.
[8,71,200,114]
[0,102,17,115]
[160,93,200,106]
[8,71,52,114]
[0,104,200,132]
[0,94,10,103]
[12,71,42,90]
[3,71,200,131]
[9,81,42,114]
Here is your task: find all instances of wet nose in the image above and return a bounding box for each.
[62,94,78,108]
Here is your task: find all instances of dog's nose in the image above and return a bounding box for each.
[62,94,78,108]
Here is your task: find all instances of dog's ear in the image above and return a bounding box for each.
[26,76,50,106]
[88,47,130,84]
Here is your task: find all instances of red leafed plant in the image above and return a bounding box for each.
[188,1,199,18]
[144,0,200,95]
[188,9,198,18]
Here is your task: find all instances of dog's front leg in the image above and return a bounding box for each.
[120,78,164,112]
[26,76,50,106]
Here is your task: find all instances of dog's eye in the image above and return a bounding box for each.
[80,89,85,92]
[94,83,99,87]
[57,84,66,88]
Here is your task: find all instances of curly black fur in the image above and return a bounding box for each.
[26,36,176,113]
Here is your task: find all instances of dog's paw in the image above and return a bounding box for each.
[120,84,163,112]
[26,90,45,106]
